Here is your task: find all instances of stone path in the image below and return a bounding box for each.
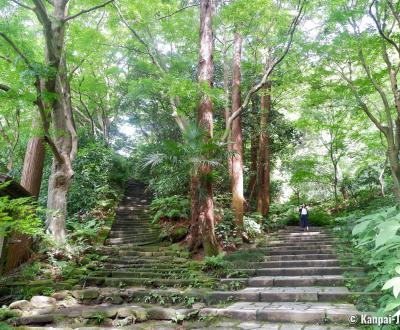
[201,227,364,328]
[86,181,212,288]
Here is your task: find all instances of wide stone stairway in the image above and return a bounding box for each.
[86,181,212,288]
[202,227,363,329]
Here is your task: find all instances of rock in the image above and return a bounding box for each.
[101,318,113,326]
[12,314,54,326]
[56,296,78,308]
[52,290,70,301]
[30,296,56,309]
[9,300,31,311]
[192,303,206,309]
[104,293,123,305]
[112,316,135,327]
[117,306,147,321]
[22,306,55,317]
[82,307,117,319]
[147,307,177,320]
[72,288,99,302]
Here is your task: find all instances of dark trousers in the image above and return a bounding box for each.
[300,215,309,228]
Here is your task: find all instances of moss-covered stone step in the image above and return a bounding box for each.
[253,259,341,268]
[247,275,346,287]
[200,301,361,323]
[105,238,158,245]
[91,270,198,278]
[265,254,338,261]
[86,276,213,287]
[104,261,188,269]
[267,249,336,256]
[255,266,364,276]
[207,286,354,303]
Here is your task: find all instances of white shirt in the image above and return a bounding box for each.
[301,207,308,215]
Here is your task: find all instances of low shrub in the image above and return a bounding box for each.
[150,195,189,223]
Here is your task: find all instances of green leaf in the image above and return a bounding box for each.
[375,221,400,248]
[352,220,371,236]
[383,277,400,298]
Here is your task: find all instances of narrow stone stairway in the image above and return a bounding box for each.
[202,226,363,328]
[87,181,212,288]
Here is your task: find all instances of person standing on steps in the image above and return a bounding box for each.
[299,203,309,231]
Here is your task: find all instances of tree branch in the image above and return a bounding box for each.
[64,0,114,22]
[369,0,400,57]
[10,0,35,11]
[157,3,199,20]
[0,32,36,72]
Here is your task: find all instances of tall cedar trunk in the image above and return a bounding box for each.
[188,0,219,256]
[230,32,244,231]
[20,119,45,197]
[222,28,232,178]
[333,163,339,206]
[248,100,259,201]
[34,0,78,243]
[257,82,271,217]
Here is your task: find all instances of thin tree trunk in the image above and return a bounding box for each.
[387,143,400,199]
[230,32,244,233]
[188,0,219,256]
[20,118,45,198]
[257,82,271,217]
[379,157,388,197]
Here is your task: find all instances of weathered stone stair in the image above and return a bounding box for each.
[86,181,213,288]
[202,226,365,327]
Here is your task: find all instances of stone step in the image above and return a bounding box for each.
[103,263,189,270]
[87,276,209,287]
[254,259,340,268]
[267,244,336,250]
[105,258,188,265]
[92,270,193,278]
[200,301,360,323]
[267,239,335,245]
[118,251,176,257]
[107,234,159,240]
[254,267,363,276]
[268,249,335,256]
[272,234,333,238]
[248,275,346,287]
[209,286,350,303]
[111,224,153,229]
[265,254,338,261]
[105,238,158,245]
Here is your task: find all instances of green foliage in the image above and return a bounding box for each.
[150,195,189,223]
[0,186,43,237]
[0,308,18,322]
[339,204,400,314]
[68,142,130,215]
[243,214,262,238]
[203,254,226,271]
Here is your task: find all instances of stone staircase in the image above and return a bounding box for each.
[202,227,364,327]
[86,181,213,288]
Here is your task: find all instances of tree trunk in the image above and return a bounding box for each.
[20,118,45,198]
[333,163,339,206]
[387,143,400,199]
[379,157,388,197]
[222,27,232,178]
[230,32,244,233]
[188,0,219,256]
[257,82,271,217]
[32,0,78,243]
[247,128,258,202]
